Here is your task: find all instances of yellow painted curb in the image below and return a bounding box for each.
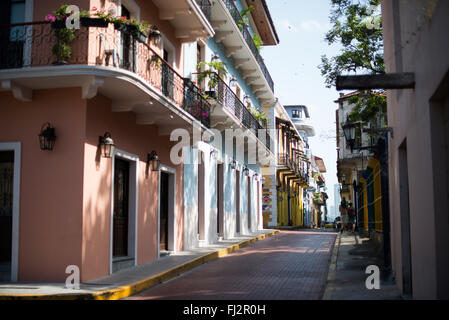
[0,231,279,300]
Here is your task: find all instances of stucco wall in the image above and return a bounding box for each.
[382,0,449,299]
[0,88,86,282]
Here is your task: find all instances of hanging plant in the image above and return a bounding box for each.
[46,5,76,64]
[196,61,228,97]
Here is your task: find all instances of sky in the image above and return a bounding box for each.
[262,0,343,219]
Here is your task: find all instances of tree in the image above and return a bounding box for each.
[319,0,386,124]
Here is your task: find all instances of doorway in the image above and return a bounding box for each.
[198,151,205,241]
[399,141,413,297]
[217,163,224,237]
[0,0,26,68]
[120,5,135,72]
[0,143,20,282]
[236,170,240,234]
[113,158,129,258]
[247,176,251,232]
[159,172,169,252]
[111,151,138,274]
[0,151,14,282]
[159,166,176,256]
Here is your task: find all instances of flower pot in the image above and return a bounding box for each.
[135,30,147,43]
[81,17,108,28]
[51,19,66,29]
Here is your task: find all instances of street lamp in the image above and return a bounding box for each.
[342,116,356,152]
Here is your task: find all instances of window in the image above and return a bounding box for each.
[292,110,302,119]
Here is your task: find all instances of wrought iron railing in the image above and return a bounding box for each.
[195,0,274,93]
[195,0,212,21]
[0,22,211,127]
[196,72,271,151]
[221,0,274,93]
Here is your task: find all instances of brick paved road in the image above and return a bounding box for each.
[127,230,337,300]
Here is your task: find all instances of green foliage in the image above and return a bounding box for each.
[319,0,385,122]
[347,91,387,124]
[238,5,254,29]
[252,34,264,52]
[196,61,228,90]
[249,106,268,125]
[52,5,75,61]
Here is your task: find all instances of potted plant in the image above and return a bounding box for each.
[80,8,109,27]
[46,5,76,64]
[196,60,227,101]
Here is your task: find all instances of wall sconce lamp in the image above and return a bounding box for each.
[229,77,237,87]
[211,54,220,62]
[210,148,219,160]
[99,132,115,158]
[147,151,160,172]
[230,160,237,170]
[243,167,249,177]
[38,122,56,151]
[243,95,250,106]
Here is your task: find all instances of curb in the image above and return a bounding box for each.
[322,231,341,300]
[0,230,279,300]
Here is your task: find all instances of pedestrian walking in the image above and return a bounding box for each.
[340,198,348,232]
[347,203,356,232]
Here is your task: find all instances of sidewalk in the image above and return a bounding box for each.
[323,231,402,300]
[0,229,278,300]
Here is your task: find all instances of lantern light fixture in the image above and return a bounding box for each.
[243,95,250,106]
[147,150,160,172]
[211,54,220,62]
[38,122,56,151]
[230,160,237,170]
[229,76,237,87]
[99,132,115,158]
[342,116,356,152]
[243,167,249,177]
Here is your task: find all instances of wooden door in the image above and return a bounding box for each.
[160,172,169,251]
[0,151,13,281]
[120,5,135,72]
[113,158,129,257]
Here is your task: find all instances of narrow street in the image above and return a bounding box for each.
[127,231,336,300]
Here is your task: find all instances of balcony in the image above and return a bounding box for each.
[154,0,215,42]
[197,72,271,152]
[0,22,211,129]
[197,0,275,101]
[278,152,311,186]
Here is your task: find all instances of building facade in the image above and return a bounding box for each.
[382,0,449,299]
[0,0,279,283]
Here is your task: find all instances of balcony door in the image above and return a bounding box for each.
[0,0,26,69]
[120,5,135,72]
[162,49,174,100]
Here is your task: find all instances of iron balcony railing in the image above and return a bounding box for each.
[196,0,274,93]
[195,0,212,21]
[196,72,271,151]
[0,22,211,128]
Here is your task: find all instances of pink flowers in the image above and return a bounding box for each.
[91,6,97,12]
[44,14,56,22]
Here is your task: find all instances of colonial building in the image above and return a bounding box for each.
[382,0,449,299]
[0,0,279,283]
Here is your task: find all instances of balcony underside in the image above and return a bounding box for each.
[0,66,206,135]
[208,0,274,103]
[154,0,215,42]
